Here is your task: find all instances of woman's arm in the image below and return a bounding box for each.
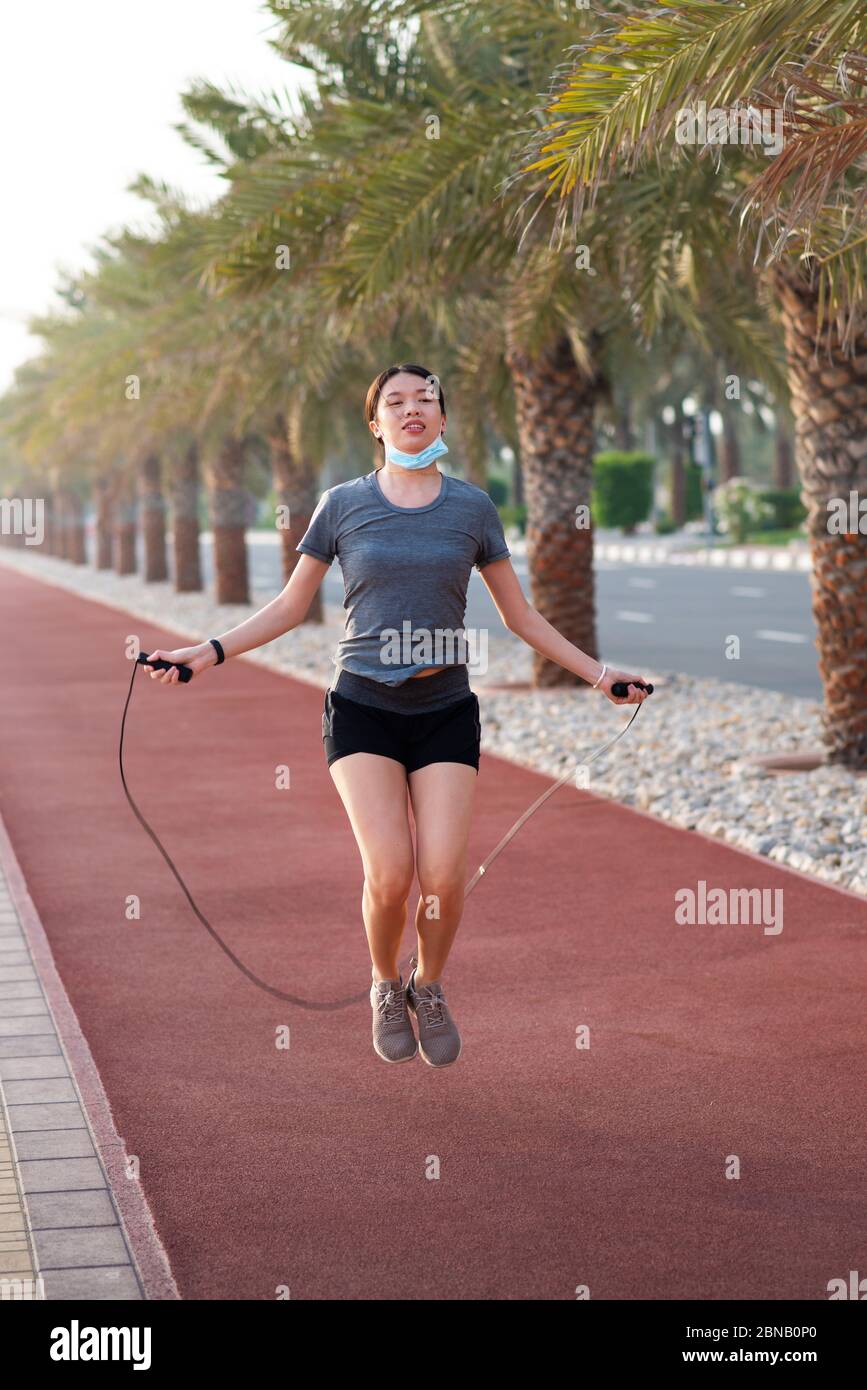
[212,553,329,661]
[508,605,605,686]
[479,557,651,705]
[142,553,330,684]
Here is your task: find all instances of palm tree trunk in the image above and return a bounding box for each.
[512,448,524,508]
[94,476,114,569]
[719,405,741,483]
[140,453,168,582]
[171,441,202,592]
[448,398,488,489]
[114,474,138,575]
[207,436,249,605]
[65,487,87,564]
[505,332,600,687]
[268,411,323,622]
[44,474,59,555]
[615,396,634,451]
[774,423,794,489]
[670,407,686,527]
[775,265,867,768]
[56,488,69,559]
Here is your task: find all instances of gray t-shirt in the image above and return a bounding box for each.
[295,468,511,685]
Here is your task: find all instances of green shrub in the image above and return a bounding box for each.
[498,503,527,536]
[592,451,656,533]
[757,487,806,531]
[486,476,509,507]
[654,514,676,534]
[713,477,775,544]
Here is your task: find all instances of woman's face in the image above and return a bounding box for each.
[370,371,445,455]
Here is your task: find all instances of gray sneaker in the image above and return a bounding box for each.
[370,975,418,1063]
[406,955,462,1067]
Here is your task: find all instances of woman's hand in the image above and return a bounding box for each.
[141,642,217,685]
[598,667,651,706]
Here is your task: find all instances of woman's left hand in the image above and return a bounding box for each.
[598,668,652,706]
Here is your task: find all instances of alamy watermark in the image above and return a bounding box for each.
[675,101,784,157]
[827,491,867,535]
[0,497,44,545]
[378,623,488,675]
[1,1275,46,1300]
[675,880,783,935]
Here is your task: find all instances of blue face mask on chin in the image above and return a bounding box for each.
[383,433,449,469]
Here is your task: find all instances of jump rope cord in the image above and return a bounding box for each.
[119,661,644,1011]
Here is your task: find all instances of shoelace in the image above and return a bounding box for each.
[376,985,407,1023]
[413,986,446,1028]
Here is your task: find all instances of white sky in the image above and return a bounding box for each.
[0,1,313,391]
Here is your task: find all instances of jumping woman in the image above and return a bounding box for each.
[143,362,650,1067]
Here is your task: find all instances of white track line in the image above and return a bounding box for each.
[755,629,808,644]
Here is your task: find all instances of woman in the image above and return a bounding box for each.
[143,362,650,1068]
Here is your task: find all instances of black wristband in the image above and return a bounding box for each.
[209,638,225,665]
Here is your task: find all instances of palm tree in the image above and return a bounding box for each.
[515,0,867,764]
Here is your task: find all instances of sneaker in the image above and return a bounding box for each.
[370,974,418,1063]
[406,955,462,1067]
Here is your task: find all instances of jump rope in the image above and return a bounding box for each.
[120,652,653,1011]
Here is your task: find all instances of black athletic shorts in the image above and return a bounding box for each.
[322,688,481,774]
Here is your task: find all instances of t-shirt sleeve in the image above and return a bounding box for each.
[295,490,337,565]
[475,495,512,570]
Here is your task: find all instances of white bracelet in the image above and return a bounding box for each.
[591,662,607,689]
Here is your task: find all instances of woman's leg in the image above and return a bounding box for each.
[328,752,416,981]
[407,762,478,985]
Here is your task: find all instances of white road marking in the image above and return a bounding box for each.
[628,577,657,589]
[755,629,808,644]
[615,610,654,623]
[731,585,766,597]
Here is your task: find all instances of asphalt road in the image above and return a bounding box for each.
[189,534,821,701]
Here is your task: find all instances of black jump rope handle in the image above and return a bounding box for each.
[611,679,654,698]
[137,652,194,683]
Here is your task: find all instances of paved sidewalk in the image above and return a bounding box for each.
[1,562,865,1300]
[0,816,177,1299]
[1,852,45,1301]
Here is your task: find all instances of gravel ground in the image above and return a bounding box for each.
[2,545,864,898]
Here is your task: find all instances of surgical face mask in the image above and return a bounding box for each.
[382,432,449,469]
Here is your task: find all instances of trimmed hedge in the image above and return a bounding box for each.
[757,487,806,531]
[486,476,509,507]
[592,452,656,533]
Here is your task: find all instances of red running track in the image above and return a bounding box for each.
[1,562,866,1299]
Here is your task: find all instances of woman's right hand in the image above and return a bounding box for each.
[141,642,218,685]
[598,667,651,706]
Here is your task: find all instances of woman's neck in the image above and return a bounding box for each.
[380,462,441,480]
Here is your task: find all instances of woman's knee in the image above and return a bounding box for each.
[364,862,415,907]
[416,866,465,912]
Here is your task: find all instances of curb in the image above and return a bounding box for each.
[0,810,180,1301]
[593,541,811,572]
